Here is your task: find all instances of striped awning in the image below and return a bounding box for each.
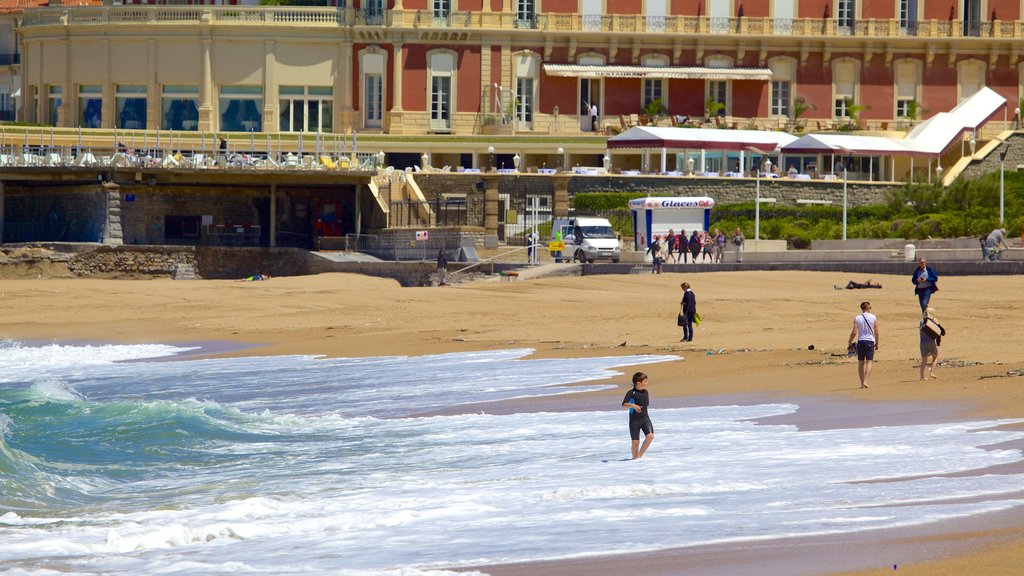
[542,64,773,81]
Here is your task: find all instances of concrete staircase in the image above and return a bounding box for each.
[172,262,200,280]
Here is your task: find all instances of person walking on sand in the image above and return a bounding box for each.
[848,301,879,389]
[436,249,448,286]
[679,282,696,342]
[911,258,938,313]
[649,235,662,274]
[919,307,946,381]
[731,228,745,262]
[622,371,654,460]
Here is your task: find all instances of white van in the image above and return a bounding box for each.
[550,217,621,263]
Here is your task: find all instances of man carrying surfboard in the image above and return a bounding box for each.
[622,372,654,460]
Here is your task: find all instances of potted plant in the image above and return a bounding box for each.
[791,96,816,132]
[838,97,872,131]
[705,98,725,127]
[642,98,668,126]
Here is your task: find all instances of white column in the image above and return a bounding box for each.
[199,37,214,132]
[147,39,158,129]
[263,40,275,130]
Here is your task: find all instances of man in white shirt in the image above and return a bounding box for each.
[848,301,879,389]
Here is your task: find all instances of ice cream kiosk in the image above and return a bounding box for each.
[628,196,715,251]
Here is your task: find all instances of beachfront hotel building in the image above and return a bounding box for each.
[6,1,1024,169]
[2,1,1024,253]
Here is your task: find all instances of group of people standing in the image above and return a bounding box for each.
[846,257,946,389]
[646,227,746,272]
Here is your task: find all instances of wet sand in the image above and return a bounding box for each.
[1,270,1022,575]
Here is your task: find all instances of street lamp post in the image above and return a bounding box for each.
[745,146,775,241]
[755,162,761,240]
[842,166,848,241]
[1000,144,1008,225]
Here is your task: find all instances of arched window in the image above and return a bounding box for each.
[641,55,669,110]
[832,59,859,119]
[893,59,922,119]
[513,52,538,129]
[956,59,985,102]
[768,57,796,118]
[705,55,734,116]
[359,48,387,130]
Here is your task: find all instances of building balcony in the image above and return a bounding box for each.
[18,7,1024,41]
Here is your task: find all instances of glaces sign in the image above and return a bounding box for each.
[628,197,715,211]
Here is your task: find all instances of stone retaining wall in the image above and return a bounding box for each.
[68,245,197,277]
[414,173,898,212]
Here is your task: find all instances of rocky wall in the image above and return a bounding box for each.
[3,189,106,243]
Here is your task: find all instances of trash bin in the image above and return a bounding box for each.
[904,244,916,261]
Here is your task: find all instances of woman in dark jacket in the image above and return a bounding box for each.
[687,231,701,264]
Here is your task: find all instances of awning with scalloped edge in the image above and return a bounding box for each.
[542,65,773,81]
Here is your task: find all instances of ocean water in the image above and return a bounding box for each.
[1,340,1023,576]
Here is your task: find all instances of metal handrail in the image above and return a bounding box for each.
[447,242,539,278]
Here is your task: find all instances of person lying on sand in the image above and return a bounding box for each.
[835,279,882,290]
[236,273,271,282]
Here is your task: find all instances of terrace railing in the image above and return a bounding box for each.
[19,7,1024,40]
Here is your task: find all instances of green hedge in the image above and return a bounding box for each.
[571,170,1024,246]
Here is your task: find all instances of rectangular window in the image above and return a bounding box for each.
[834,98,850,118]
[432,0,450,23]
[78,84,102,129]
[516,0,536,29]
[364,0,384,24]
[116,85,147,130]
[770,81,790,117]
[47,85,61,127]
[899,0,918,35]
[430,76,451,131]
[220,85,263,133]
[963,0,981,37]
[516,77,533,124]
[643,79,663,109]
[279,86,333,133]
[582,0,602,31]
[645,0,665,32]
[708,81,726,116]
[162,84,199,131]
[365,75,383,128]
[837,0,855,34]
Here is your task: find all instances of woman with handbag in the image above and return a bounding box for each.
[679,282,697,342]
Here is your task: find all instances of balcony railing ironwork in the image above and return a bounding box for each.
[0,53,20,66]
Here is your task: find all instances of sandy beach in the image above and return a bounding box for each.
[1,269,1022,575]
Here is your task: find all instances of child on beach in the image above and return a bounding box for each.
[622,372,654,460]
[919,307,946,380]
